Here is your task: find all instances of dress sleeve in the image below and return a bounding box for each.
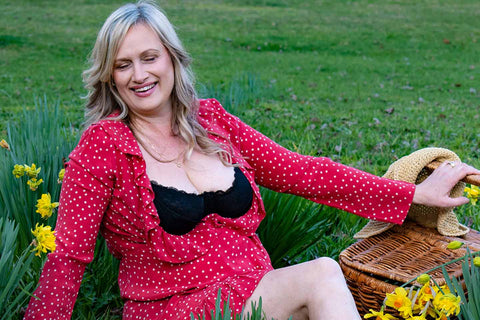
[206,99,414,225]
[24,125,116,320]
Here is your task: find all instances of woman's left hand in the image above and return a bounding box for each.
[413,161,480,208]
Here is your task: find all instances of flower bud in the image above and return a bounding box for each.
[447,241,464,250]
[417,273,431,285]
[474,257,480,267]
[12,164,25,178]
[0,139,10,151]
[57,168,65,183]
[24,163,41,179]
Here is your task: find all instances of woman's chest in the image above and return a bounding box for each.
[144,147,236,195]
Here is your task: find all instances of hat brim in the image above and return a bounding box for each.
[354,220,394,239]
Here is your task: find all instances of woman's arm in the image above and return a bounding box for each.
[24,125,116,320]
[204,98,480,221]
[204,99,414,224]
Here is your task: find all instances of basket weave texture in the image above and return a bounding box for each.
[339,221,480,316]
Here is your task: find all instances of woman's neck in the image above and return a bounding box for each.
[129,110,174,137]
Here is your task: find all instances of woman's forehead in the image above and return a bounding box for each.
[115,23,165,59]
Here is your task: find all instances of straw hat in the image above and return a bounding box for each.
[354,147,469,239]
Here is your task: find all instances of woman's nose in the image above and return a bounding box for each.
[132,62,148,83]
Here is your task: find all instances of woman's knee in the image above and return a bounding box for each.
[308,257,350,294]
[311,257,343,279]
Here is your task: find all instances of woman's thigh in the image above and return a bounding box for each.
[243,263,310,320]
[243,258,360,320]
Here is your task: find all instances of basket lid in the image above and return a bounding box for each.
[340,221,480,286]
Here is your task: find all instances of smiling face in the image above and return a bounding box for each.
[112,23,175,119]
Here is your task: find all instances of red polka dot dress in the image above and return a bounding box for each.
[24,99,414,319]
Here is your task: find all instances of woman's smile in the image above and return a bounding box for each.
[131,82,157,96]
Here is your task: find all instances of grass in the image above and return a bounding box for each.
[1,0,480,318]
[2,0,480,169]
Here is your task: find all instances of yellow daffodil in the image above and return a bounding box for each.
[24,163,41,179]
[432,285,453,301]
[36,193,59,219]
[465,185,479,205]
[364,309,398,320]
[414,284,434,312]
[435,285,452,295]
[474,256,480,267]
[31,223,56,256]
[27,178,43,191]
[386,287,413,318]
[447,240,464,250]
[0,139,10,150]
[12,164,25,178]
[432,292,461,317]
[57,168,65,183]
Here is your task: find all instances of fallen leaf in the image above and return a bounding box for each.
[385,107,395,114]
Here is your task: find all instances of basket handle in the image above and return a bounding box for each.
[426,160,480,186]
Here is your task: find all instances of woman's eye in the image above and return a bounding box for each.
[144,56,157,62]
[115,64,129,70]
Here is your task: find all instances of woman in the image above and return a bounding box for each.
[24,1,480,319]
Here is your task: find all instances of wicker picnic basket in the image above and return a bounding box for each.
[339,221,480,316]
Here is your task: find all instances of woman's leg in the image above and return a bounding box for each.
[243,258,361,320]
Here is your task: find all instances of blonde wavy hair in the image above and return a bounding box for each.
[83,0,233,164]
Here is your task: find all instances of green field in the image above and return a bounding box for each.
[1,0,480,318]
[2,0,480,173]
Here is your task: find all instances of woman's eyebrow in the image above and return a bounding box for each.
[115,49,162,61]
[141,48,162,55]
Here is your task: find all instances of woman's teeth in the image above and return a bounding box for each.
[134,83,155,92]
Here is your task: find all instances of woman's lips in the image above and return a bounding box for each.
[131,82,157,97]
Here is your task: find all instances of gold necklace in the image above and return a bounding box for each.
[134,132,184,168]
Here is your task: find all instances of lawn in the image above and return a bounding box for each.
[2,0,480,169]
[1,0,480,318]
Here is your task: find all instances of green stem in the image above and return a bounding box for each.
[401,249,480,288]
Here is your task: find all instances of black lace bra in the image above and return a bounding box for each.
[151,167,253,235]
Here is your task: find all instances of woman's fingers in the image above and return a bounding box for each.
[444,195,470,207]
[413,161,480,207]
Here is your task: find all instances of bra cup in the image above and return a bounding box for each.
[203,167,253,218]
[151,167,254,236]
